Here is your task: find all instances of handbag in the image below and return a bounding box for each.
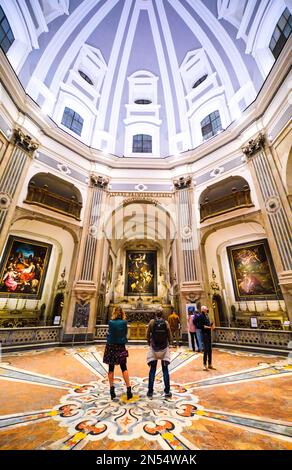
[119,349,129,363]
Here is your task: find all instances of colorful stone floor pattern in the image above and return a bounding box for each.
[0,346,291,450]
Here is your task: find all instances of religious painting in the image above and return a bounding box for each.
[0,236,52,299]
[73,301,90,328]
[125,250,157,296]
[227,239,281,300]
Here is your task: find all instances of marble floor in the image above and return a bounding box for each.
[0,345,291,450]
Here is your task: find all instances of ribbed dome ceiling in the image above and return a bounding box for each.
[9,0,272,157]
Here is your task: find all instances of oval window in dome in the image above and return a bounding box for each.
[134,99,152,104]
[192,74,208,89]
[78,70,94,85]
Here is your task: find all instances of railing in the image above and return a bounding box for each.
[213,327,292,350]
[200,188,253,222]
[95,324,109,340]
[0,326,62,348]
[95,324,147,341]
[24,183,82,220]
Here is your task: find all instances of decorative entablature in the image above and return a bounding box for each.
[242,133,265,158]
[13,129,39,156]
[122,196,159,207]
[89,175,109,189]
[109,192,173,199]
[173,175,192,190]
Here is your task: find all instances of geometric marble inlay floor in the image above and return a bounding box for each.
[0,346,291,451]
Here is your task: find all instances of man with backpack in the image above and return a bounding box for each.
[146,310,172,399]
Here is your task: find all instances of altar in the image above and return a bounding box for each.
[124,309,156,324]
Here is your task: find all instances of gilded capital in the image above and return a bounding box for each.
[13,129,39,155]
[90,174,109,189]
[242,133,265,157]
[173,175,192,190]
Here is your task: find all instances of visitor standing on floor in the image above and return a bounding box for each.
[168,309,181,347]
[146,310,172,398]
[103,306,133,400]
[187,309,200,352]
[201,305,216,371]
[193,309,204,352]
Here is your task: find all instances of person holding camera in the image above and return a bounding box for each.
[201,305,216,371]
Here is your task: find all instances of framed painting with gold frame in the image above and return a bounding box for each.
[227,239,281,301]
[0,235,52,299]
[125,250,157,296]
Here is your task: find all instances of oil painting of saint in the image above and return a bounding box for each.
[0,236,52,299]
[125,251,157,296]
[227,239,280,300]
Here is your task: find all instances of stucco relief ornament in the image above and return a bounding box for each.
[0,192,11,210]
[265,195,281,214]
[181,225,192,239]
[210,269,220,293]
[186,293,198,303]
[242,133,265,157]
[135,183,148,192]
[89,225,98,237]
[57,163,71,175]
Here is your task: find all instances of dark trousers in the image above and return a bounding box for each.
[148,360,170,394]
[108,362,127,373]
[202,334,212,366]
[190,332,199,351]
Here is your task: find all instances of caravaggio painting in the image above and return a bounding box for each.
[0,236,52,299]
[227,239,280,300]
[125,250,157,296]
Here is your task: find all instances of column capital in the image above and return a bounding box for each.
[242,133,265,158]
[13,128,39,156]
[89,174,109,189]
[173,175,192,190]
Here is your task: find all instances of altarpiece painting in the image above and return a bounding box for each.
[227,239,281,300]
[0,236,52,299]
[125,251,157,296]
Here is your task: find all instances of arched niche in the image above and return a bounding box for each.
[25,173,83,220]
[199,176,253,222]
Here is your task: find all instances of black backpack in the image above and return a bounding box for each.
[152,318,168,349]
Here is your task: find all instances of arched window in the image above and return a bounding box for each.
[132,134,152,153]
[201,110,222,141]
[269,8,292,59]
[192,74,207,89]
[61,107,84,136]
[134,99,152,104]
[78,70,94,85]
[0,6,14,53]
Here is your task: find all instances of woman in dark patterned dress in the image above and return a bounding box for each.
[103,306,132,400]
